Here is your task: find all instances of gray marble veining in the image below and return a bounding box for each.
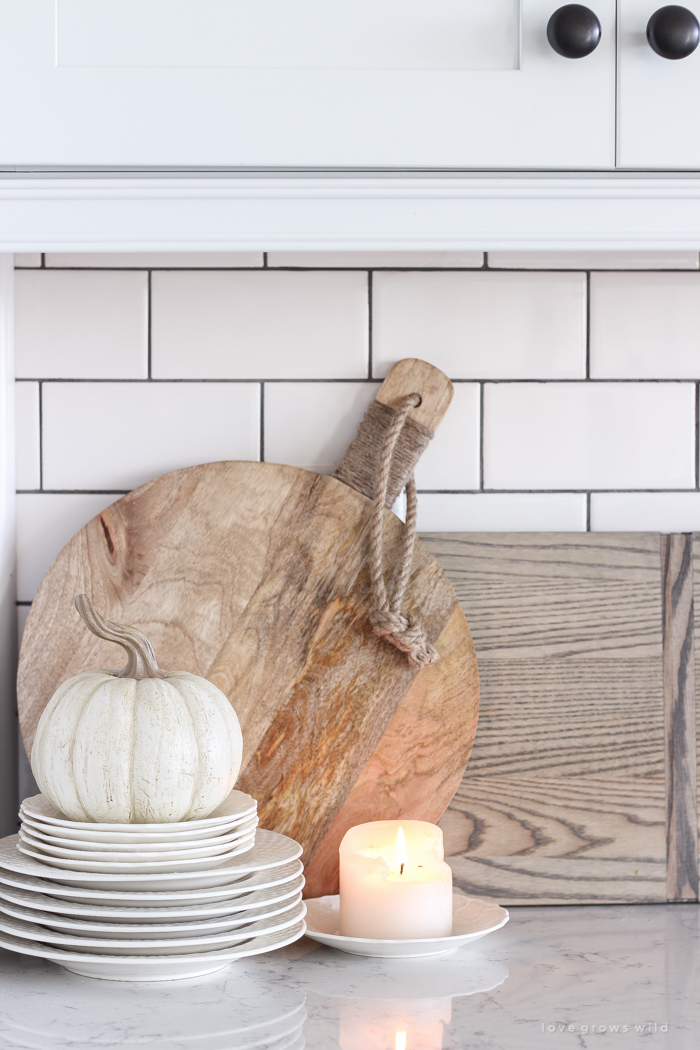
[0,904,698,1049]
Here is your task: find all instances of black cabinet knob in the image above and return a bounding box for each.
[647,5,700,58]
[547,5,602,58]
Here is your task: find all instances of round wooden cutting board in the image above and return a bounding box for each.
[18,360,479,896]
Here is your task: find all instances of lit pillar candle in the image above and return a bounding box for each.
[339,820,453,939]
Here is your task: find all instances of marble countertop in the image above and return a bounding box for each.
[0,903,697,1050]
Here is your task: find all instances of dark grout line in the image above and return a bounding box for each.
[15,601,31,607]
[479,383,484,490]
[37,382,43,491]
[585,272,591,379]
[14,376,700,385]
[260,383,265,463]
[692,382,696,487]
[263,252,268,268]
[147,271,152,379]
[16,489,130,495]
[367,271,373,379]
[586,493,591,531]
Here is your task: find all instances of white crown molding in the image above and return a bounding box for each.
[1,172,700,251]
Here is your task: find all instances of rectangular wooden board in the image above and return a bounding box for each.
[421,532,697,906]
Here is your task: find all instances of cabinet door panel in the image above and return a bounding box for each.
[618,0,700,168]
[0,0,615,168]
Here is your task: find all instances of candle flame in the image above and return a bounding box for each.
[396,826,407,875]
[395,1032,407,1050]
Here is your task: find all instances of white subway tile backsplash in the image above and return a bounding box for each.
[45,253,264,269]
[15,382,40,490]
[488,251,700,270]
[591,493,700,532]
[16,493,116,601]
[484,383,695,490]
[151,271,368,379]
[264,383,378,475]
[372,272,586,379]
[42,383,260,491]
[15,271,148,379]
[590,272,700,379]
[417,493,587,532]
[14,254,42,268]
[267,252,484,269]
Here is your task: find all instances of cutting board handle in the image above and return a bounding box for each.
[334,358,453,504]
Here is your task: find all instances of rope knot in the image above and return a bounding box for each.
[367,392,440,670]
[370,606,439,669]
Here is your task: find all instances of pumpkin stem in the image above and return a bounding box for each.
[75,594,167,680]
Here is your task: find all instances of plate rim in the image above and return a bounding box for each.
[20,790,257,831]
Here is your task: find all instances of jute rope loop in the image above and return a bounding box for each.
[368,394,439,669]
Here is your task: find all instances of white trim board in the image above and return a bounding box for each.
[2,174,700,251]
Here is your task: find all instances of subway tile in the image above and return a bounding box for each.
[15,271,148,379]
[16,493,117,601]
[416,493,587,532]
[263,382,480,489]
[414,384,480,490]
[151,271,368,379]
[15,382,40,490]
[591,493,700,532]
[372,272,586,379]
[264,383,378,475]
[42,383,260,491]
[488,251,699,270]
[590,272,700,378]
[45,252,264,268]
[267,252,484,269]
[484,383,695,490]
[14,253,42,268]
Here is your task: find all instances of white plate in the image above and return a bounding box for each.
[0,891,304,937]
[0,900,307,955]
[19,810,255,844]
[1,831,301,889]
[0,874,305,922]
[0,919,306,980]
[20,814,259,856]
[20,790,257,833]
[304,894,509,958]
[0,858,304,906]
[17,831,256,874]
[20,817,258,852]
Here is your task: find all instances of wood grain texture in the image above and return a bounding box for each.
[662,534,699,902]
[423,533,667,905]
[374,358,454,432]
[18,463,478,893]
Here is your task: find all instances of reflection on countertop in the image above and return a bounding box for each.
[0,904,699,1049]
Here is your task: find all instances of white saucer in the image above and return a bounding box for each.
[1,830,301,889]
[0,856,303,905]
[0,918,306,980]
[304,894,509,958]
[20,790,257,833]
[0,874,305,922]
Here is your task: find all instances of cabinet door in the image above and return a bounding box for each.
[618,0,700,167]
[0,0,615,168]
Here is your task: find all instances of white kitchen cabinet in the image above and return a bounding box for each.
[0,0,616,168]
[618,0,700,168]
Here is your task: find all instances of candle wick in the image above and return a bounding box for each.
[399,862,404,876]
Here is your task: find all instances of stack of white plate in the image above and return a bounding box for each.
[0,791,306,981]
[18,791,260,875]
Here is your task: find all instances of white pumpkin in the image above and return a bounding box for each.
[31,595,243,823]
